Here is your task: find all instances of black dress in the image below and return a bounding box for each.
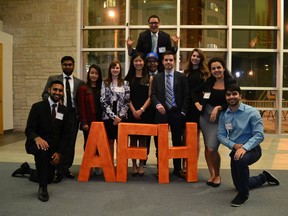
[128,77,150,123]
[186,69,205,124]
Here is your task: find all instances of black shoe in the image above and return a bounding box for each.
[230,193,249,207]
[263,170,280,185]
[12,162,30,177]
[173,170,186,180]
[63,169,75,179]
[38,187,49,202]
[53,172,63,183]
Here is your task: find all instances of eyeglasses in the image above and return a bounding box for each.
[149,22,159,25]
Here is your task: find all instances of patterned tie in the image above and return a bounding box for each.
[65,77,72,110]
[151,34,157,52]
[51,103,57,121]
[165,74,173,109]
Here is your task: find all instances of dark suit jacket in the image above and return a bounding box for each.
[131,30,177,71]
[25,100,70,155]
[41,74,85,114]
[151,71,190,123]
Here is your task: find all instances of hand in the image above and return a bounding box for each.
[171,34,180,46]
[34,137,49,151]
[113,116,122,125]
[126,37,134,49]
[209,107,219,122]
[82,124,89,131]
[133,109,142,120]
[234,147,246,160]
[156,104,166,115]
[233,144,243,150]
[50,152,61,166]
[195,102,203,112]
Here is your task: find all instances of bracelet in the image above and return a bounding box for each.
[140,107,145,112]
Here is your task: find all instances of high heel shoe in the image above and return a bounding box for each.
[131,172,138,177]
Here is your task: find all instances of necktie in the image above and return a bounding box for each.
[51,103,57,120]
[65,77,72,110]
[165,74,173,109]
[151,34,157,52]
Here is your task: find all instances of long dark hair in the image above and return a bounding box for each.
[125,52,149,85]
[86,64,102,93]
[184,48,210,80]
[104,60,124,87]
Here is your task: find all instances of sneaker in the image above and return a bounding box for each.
[230,193,249,207]
[263,170,280,185]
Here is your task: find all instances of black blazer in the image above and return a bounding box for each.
[151,71,190,123]
[131,30,177,71]
[25,99,70,155]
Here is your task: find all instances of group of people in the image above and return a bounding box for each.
[11,14,279,207]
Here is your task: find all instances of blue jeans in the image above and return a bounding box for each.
[229,146,265,197]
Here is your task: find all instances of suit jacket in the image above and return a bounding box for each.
[41,74,85,114]
[151,71,190,123]
[25,100,70,155]
[77,84,102,127]
[131,30,177,71]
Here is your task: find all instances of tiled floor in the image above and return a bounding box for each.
[0,131,287,171]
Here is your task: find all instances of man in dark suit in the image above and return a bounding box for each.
[127,15,179,71]
[151,50,190,179]
[25,80,70,201]
[42,56,85,179]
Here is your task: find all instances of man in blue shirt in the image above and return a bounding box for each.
[217,84,279,207]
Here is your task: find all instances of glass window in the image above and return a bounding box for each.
[232,52,276,87]
[284,1,288,49]
[83,30,125,48]
[181,0,227,25]
[82,51,125,79]
[180,29,226,48]
[130,0,177,25]
[232,0,277,26]
[283,53,288,87]
[83,0,126,26]
[232,30,277,49]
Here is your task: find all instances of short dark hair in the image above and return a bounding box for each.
[50,80,64,88]
[162,50,175,60]
[226,83,241,94]
[61,56,75,64]
[148,15,160,22]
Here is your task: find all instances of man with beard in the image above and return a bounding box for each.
[42,56,85,181]
[21,80,70,201]
[151,50,189,179]
[217,84,280,207]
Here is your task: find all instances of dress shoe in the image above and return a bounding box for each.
[173,170,186,180]
[63,169,75,179]
[263,170,280,185]
[53,172,63,183]
[38,186,49,202]
[212,176,221,187]
[12,162,30,177]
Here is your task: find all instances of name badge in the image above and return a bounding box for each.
[203,92,211,99]
[225,123,233,130]
[158,47,166,53]
[56,113,64,120]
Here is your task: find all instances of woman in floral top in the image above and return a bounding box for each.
[100,60,130,160]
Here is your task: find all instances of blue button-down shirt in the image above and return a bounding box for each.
[217,102,264,151]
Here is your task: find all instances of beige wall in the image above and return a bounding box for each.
[0,0,79,131]
[0,31,13,131]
